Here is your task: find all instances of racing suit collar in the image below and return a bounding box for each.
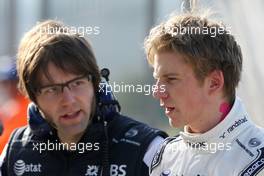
[179,97,253,153]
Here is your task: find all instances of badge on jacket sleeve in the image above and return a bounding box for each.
[150,137,175,174]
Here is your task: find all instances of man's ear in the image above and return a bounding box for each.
[206,70,224,95]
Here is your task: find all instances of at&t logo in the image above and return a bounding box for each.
[13,160,42,176]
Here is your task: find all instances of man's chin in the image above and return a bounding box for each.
[57,124,87,135]
[169,118,182,128]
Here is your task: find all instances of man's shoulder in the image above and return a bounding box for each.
[239,123,264,147]
[108,114,168,162]
[8,126,29,142]
[6,125,47,148]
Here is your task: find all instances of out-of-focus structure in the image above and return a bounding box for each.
[0,56,28,152]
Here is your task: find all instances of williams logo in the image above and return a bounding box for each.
[248,138,261,148]
[13,160,42,176]
[125,128,138,138]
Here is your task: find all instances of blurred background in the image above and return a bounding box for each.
[0,0,263,137]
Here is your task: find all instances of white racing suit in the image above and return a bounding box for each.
[150,97,264,176]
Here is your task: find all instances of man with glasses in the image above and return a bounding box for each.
[0,20,167,176]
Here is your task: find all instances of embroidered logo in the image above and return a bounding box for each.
[85,165,99,176]
[13,160,42,176]
[248,138,261,148]
[239,147,264,176]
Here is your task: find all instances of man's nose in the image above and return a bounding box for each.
[152,81,168,100]
[60,87,76,105]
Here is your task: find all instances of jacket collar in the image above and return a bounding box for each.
[179,97,253,153]
[28,103,54,137]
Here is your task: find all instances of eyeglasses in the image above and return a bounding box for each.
[36,74,93,100]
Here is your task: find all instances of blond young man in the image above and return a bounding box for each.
[145,13,264,176]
